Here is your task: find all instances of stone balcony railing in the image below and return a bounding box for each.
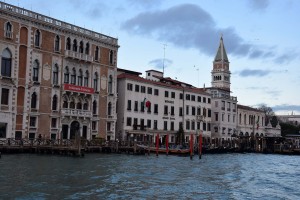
[65,50,93,62]
[61,108,92,118]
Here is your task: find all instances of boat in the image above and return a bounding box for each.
[137,144,190,155]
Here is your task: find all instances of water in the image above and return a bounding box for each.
[0,153,300,200]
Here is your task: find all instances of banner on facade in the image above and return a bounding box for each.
[64,84,94,94]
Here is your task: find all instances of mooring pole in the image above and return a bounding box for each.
[199,133,202,159]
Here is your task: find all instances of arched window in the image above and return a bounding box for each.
[84,70,89,87]
[79,41,84,53]
[5,22,12,38]
[1,48,12,77]
[108,102,112,116]
[77,102,82,110]
[64,66,69,83]
[70,101,75,109]
[83,102,88,110]
[93,100,97,115]
[78,69,83,86]
[73,39,77,52]
[52,95,58,110]
[93,72,98,91]
[34,30,41,47]
[71,68,76,85]
[53,64,59,85]
[31,92,37,109]
[85,43,89,55]
[66,37,71,50]
[244,114,246,125]
[109,50,113,64]
[63,100,68,108]
[33,60,39,82]
[108,75,113,94]
[54,35,60,52]
[94,46,99,61]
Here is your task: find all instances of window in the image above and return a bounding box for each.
[171,106,174,116]
[32,60,39,82]
[203,108,207,117]
[215,113,219,121]
[134,101,138,111]
[140,119,145,130]
[164,121,168,130]
[192,106,195,116]
[94,72,98,91]
[164,105,168,115]
[227,102,231,111]
[171,92,175,98]
[141,86,146,93]
[135,84,140,92]
[191,121,195,130]
[92,121,97,130]
[1,88,9,105]
[186,105,189,115]
[154,104,158,114]
[197,107,201,115]
[1,48,12,77]
[93,101,97,114]
[203,123,206,131]
[83,102,88,110]
[197,122,200,130]
[78,69,83,86]
[208,109,211,117]
[179,107,183,116]
[84,71,89,87]
[51,118,57,128]
[171,122,174,131]
[147,103,151,113]
[73,39,78,52]
[31,92,37,109]
[53,64,59,85]
[191,95,195,101]
[154,120,158,130]
[126,117,132,126]
[222,113,224,121]
[186,120,190,130]
[228,114,230,122]
[197,96,201,102]
[71,68,76,85]
[154,89,159,96]
[203,97,206,103]
[208,123,211,131]
[34,30,41,47]
[147,87,152,94]
[133,118,138,128]
[77,102,82,109]
[127,83,133,91]
[108,75,113,93]
[180,93,183,99]
[64,67,69,83]
[186,94,190,100]
[85,42,89,55]
[52,95,57,110]
[95,46,99,61]
[109,50,114,64]
[208,98,211,104]
[5,22,12,38]
[141,102,145,112]
[79,41,84,53]
[147,120,151,129]
[66,37,71,50]
[54,35,60,52]
[30,117,37,127]
[108,102,112,116]
[127,100,131,110]
[165,91,169,98]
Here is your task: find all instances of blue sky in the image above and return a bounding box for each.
[8,0,300,115]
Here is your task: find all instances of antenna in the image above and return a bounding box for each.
[162,43,167,77]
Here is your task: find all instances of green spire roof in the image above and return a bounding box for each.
[214,36,229,62]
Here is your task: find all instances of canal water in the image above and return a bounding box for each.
[0,153,299,200]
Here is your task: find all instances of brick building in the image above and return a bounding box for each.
[0,2,119,140]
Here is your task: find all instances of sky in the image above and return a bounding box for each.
[7,0,300,115]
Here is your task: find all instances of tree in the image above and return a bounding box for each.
[258,104,278,127]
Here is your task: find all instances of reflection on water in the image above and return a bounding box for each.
[1,153,300,199]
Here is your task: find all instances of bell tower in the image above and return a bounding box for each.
[211,36,231,91]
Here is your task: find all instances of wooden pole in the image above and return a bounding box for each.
[166,134,169,156]
[156,133,159,157]
[190,134,193,160]
[199,133,202,159]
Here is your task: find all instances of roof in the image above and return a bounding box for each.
[237,104,264,113]
[214,36,229,62]
[117,73,210,96]
[145,69,163,74]
[117,68,142,76]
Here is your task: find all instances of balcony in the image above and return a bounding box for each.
[61,108,92,118]
[65,50,93,62]
[5,30,13,39]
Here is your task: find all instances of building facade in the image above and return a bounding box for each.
[0,2,118,140]
[116,69,212,144]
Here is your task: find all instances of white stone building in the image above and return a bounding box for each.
[116,69,212,144]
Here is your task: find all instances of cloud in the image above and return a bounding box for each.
[66,0,107,19]
[239,69,271,77]
[121,4,297,64]
[127,0,162,8]
[248,0,270,11]
[272,104,300,113]
[148,58,173,69]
